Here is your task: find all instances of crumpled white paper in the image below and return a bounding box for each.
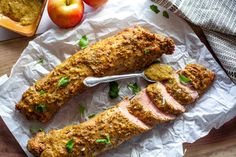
[0,75,8,86]
[0,0,236,156]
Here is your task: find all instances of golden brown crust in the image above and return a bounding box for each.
[164,76,198,105]
[146,83,185,115]
[16,26,175,123]
[128,90,175,126]
[28,104,149,157]
[178,64,215,94]
[27,64,215,157]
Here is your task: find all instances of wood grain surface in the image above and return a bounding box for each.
[0,25,235,157]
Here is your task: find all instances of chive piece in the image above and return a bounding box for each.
[96,139,107,143]
[78,35,89,49]
[66,139,74,153]
[35,104,47,113]
[58,77,70,87]
[78,104,86,116]
[108,81,119,99]
[127,82,141,95]
[96,135,111,144]
[106,135,111,144]
[30,128,44,134]
[179,74,191,84]
[144,49,150,54]
[163,11,169,18]
[88,113,96,119]
[37,58,44,65]
[39,90,46,95]
[150,5,160,14]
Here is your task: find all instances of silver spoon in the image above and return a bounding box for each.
[83,71,155,87]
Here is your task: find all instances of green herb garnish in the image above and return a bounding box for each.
[150,5,160,14]
[108,81,119,99]
[88,113,96,119]
[66,139,74,153]
[96,135,111,144]
[39,90,46,95]
[179,74,191,84]
[144,49,150,54]
[152,59,161,64]
[58,77,70,87]
[163,11,169,18]
[30,128,44,134]
[35,104,47,113]
[78,35,89,49]
[37,58,44,65]
[127,82,141,95]
[78,104,86,116]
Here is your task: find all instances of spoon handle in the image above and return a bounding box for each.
[83,73,142,87]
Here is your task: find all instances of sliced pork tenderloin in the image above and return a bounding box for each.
[127,89,175,126]
[28,64,215,157]
[177,64,215,94]
[28,99,150,157]
[164,74,199,105]
[146,82,186,115]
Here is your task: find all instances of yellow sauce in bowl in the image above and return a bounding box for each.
[0,0,43,25]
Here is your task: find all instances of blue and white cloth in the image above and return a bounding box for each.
[153,0,236,83]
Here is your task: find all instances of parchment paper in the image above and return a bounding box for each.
[0,0,236,156]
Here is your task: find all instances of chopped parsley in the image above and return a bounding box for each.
[39,90,46,95]
[78,104,86,116]
[152,59,161,64]
[163,11,169,18]
[108,81,119,99]
[66,139,74,153]
[78,35,89,49]
[127,82,141,95]
[179,74,191,84]
[96,135,111,144]
[144,49,150,54]
[58,77,70,87]
[37,58,44,65]
[29,128,44,134]
[88,113,96,119]
[150,5,160,14]
[35,104,47,113]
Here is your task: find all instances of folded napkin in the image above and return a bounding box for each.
[153,0,236,83]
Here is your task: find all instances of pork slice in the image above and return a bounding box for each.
[177,64,215,94]
[118,99,151,130]
[147,82,186,115]
[127,89,175,127]
[164,74,199,105]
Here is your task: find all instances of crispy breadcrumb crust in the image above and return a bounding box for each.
[28,64,215,157]
[16,26,175,123]
[178,64,215,94]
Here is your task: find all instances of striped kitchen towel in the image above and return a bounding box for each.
[152,0,236,83]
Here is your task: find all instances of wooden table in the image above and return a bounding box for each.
[0,25,236,157]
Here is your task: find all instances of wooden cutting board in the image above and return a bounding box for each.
[0,25,236,157]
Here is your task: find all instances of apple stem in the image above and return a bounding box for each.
[66,0,70,5]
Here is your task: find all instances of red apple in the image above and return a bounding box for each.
[83,0,107,8]
[48,0,84,28]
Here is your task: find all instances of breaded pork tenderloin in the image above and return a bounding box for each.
[177,64,215,94]
[127,89,175,126]
[164,74,199,105]
[28,64,215,157]
[146,82,186,115]
[28,99,150,157]
[16,26,175,123]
